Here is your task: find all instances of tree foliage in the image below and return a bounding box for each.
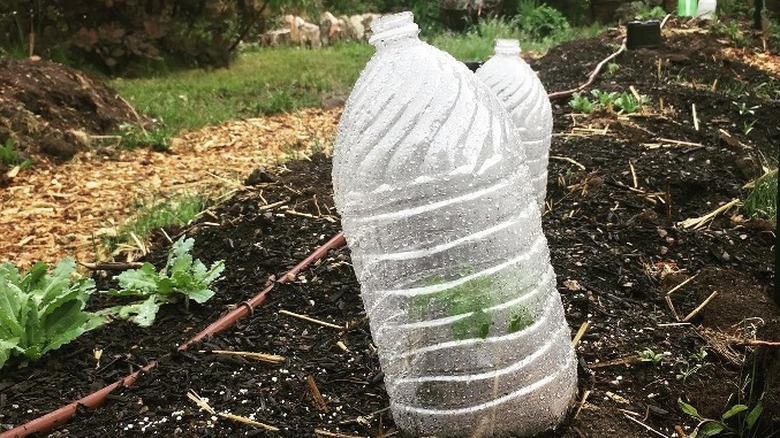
[0,0,277,70]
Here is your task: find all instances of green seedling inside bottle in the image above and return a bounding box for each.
[411,272,535,340]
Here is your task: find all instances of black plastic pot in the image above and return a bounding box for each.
[626,20,662,49]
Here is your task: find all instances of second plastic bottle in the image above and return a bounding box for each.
[332,12,577,438]
[476,39,553,211]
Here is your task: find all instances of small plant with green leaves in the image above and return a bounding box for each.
[742,120,757,136]
[677,348,710,382]
[637,347,669,365]
[637,6,667,20]
[679,398,763,437]
[410,272,534,340]
[0,138,32,169]
[733,101,759,116]
[713,21,750,48]
[605,62,620,76]
[119,125,172,151]
[743,168,778,221]
[570,89,649,115]
[0,260,105,369]
[591,89,618,107]
[568,92,594,113]
[612,91,648,114]
[101,237,225,327]
[118,193,208,244]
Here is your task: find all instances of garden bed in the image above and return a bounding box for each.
[1,19,779,437]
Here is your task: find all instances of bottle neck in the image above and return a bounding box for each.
[369,12,421,50]
[494,39,521,56]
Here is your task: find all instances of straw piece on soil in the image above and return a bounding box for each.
[666,274,699,295]
[572,389,591,420]
[665,294,681,321]
[204,349,286,364]
[742,168,778,189]
[606,391,630,404]
[219,412,280,431]
[279,309,345,330]
[656,138,704,147]
[682,291,718,322]
[571,321,589,347]
[307,375,328,412]
[623,414,670,438]
[677,198,741,230]
[550,155,587,170]
[589,355,641,368]
[314,429,366,438]
[187,389,280,432]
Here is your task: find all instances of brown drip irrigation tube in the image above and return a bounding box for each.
[179,231,347,350]
[1,231,347,438]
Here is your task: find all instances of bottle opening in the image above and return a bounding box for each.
[494,39,521,55]
[369,11,420,48]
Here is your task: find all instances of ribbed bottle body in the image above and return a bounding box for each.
[476,40,553,211]
[332,12,576,437]
[697,0,716,19]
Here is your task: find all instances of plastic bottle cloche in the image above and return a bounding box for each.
[476,39,554,211]
[332,11,577,438]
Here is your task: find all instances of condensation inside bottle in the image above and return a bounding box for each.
[332,12,576,438]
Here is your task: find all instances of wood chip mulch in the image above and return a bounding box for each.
[0,107,342,269]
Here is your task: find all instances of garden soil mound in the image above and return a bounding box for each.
[1,18,779,438]
[0,58,144,163]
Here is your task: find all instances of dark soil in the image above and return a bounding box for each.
[0,58,144,165]
[1,19,779,438]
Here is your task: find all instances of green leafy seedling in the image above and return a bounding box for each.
[568,92,593,113]
[591,89,618,107]
[102,236,225,327]
[612,92,647,114]
[0,138,33,169]
[679,398,764,437]
[412,275,495,340]
[678,348,710,382]
[508,305,534,333]
[411,272,535,340]
[637,347,668,365]
[0,259,104,369]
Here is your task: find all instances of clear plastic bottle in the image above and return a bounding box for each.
[696,0,717,19]
[476,39,553,212]
[332,12,577,438]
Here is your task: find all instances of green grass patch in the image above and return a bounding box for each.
[744,168,778,221]
[109,24,605,148]
[110,43,373,146]
[117,193,209,244]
